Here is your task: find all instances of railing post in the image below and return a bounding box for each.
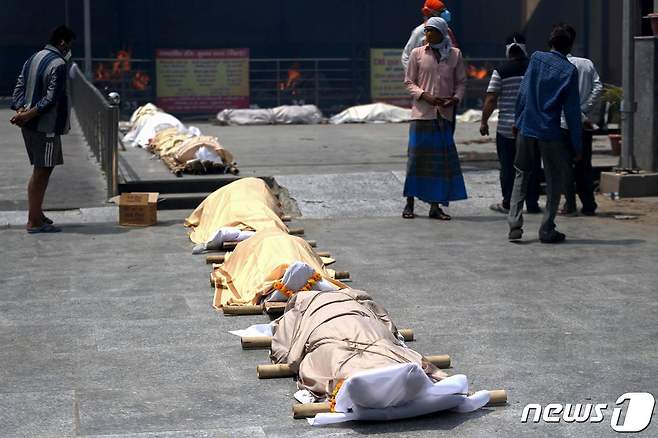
[106,93,120,197]
[314,59,320,107]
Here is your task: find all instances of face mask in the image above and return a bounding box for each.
[440,9,451,23]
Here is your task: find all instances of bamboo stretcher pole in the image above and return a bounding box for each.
[291,389,508,419]
[242,329,416,350]
[222,239,317,250]
[288,227,304,235]
[258,354,450,379]
[281,215,292,222]
[222,305,263,316]
[206,250,331,264]
[334,271,350,280]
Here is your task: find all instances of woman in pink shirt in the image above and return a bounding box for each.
[403,17,467,220]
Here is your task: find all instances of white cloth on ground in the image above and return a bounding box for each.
[192,227,255,254]
[216,105,323,125]
[267,261,339,302]
[329,103,412,124]
[228,323,273,338]
[123,112,186,148]
[308,364,490,426]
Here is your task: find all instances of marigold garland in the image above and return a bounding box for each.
[273,272,322,298]
[329,379,345,412]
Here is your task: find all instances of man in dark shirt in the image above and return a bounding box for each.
[508,24,582,244]
[480,33,541,215]
[10,25,75,233]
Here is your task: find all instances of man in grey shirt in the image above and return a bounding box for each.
[10,25,75,233]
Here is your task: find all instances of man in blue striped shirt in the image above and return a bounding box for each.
[480,33,541,215]
[10,25,75,233]
[508,24,582,244]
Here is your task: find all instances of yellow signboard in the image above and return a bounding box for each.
[370,48,410,107]
[156,49,249,112]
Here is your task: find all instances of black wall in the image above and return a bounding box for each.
[1,0,625,95]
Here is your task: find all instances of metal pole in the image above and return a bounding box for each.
[583,0,591,58]
[314,59,319,107]
[621,0,636,169]
[64,0,69,26]
[106,96,120,197]
[83,0,92,78]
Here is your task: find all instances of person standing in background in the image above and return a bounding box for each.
[480,33,542,215]
[401,0,457,71]
[558,24,603,217]
[508,24,582,243]
[403,17,467,221]
[10,25,75,233]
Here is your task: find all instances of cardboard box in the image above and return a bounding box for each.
[118,192,159,226]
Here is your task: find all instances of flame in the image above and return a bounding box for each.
[112,50,132,76]
[94,63,110,81]
[132,70,150,90]
[467,65,489,80]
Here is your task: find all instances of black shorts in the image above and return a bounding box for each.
[22,128,63,168]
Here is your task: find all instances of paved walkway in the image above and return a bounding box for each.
[0,109,107,212]
[1,121,657,437]
[119,121,618,181]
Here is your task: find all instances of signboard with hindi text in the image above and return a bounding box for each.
[156,48,249,113]
[370,48,410,107]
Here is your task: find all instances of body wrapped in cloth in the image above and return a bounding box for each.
[212,228,344,308]
[184,178,288,245]
[270,288,491,425]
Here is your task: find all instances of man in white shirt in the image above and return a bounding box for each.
[559,24,603,216]
[401,0,457,71]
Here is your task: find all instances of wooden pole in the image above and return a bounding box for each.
[258,354,450,379]
[292,389,507,419]
[206,254,225,264]
[206,250,331,264]
[243,329,415,350]
[334,271,350,280]
[281,215,292,222]
[222,305,263,316]
[288,227,304,235]
[264,301,287,314]
[424,355,450,369]
[292,402,332,419]
[398,328,414,341]
[256,363,294,379]
[222,239,316,250]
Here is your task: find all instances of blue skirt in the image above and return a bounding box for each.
[403,118,467,205]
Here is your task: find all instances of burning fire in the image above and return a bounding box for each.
[93,49,150,90]
[113,50,132,75]
[279,63,302,95]
[466,65,489,80]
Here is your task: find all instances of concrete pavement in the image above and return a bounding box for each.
[0,109,107,212]
[1,121,657,437]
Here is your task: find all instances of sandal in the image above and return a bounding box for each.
[402,206,415,219]
[42,215,53,225]
[27,223,62,234]
[429,206,451,221]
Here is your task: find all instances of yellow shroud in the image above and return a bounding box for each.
[184,177,288,244]
[212,228,345,308]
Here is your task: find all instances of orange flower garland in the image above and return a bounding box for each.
[329,379,345,412]
[272,272,322,298]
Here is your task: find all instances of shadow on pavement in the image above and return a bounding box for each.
[565,238,645,246]
[337,408,493,435]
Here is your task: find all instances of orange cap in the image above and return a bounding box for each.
[422,0,446,17]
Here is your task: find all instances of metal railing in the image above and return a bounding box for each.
[69,63,119,197]
[250,58,368,113]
